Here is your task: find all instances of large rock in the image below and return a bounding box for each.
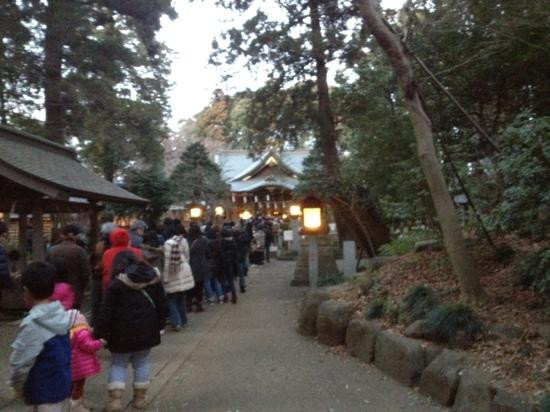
[488,323,523,341]
[404,319,433,339]
[374,330,426,387]
[490,389,536,412]
[420,349,467,406]
[414,240,443,253]
[297,290,331,337]
[316,300,354,346]
[345,319,382,363]
[452,368,494,412]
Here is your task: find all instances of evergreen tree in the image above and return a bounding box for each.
[170,143,228,206]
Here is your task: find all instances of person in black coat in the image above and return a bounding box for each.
[220,228,239,304]
[234,228,251,293]
[187,223,210,312]
[94,251,168,410]
[205,226,224,304]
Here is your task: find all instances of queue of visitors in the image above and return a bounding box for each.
[2,214,277,412]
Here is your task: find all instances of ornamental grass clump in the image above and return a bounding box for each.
[425,303,483,344]
[399,284,437,324]
[366,299,385,320]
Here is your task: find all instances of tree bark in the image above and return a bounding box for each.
[308,0,389,254]
[44,0,65,144]
[355,0,486,302]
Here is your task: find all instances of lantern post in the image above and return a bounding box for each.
[301,195,324,288]
[289,203,301,252]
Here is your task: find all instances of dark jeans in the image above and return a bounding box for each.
[187,280,204,306]
[90,274,102,328]
[167,291,187,327]
[265,241,272,262]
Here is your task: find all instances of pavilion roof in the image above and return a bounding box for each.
[215,149,309,193]
[0,125,147,209]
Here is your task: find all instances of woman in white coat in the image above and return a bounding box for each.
[163,225,195,331]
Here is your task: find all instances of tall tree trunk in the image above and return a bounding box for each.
[44,0,65,144]
[308,0,389,255]
[355,0,486,302]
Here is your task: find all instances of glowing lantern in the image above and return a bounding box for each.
[301,195,323,235]
[239,210,252,220]
[189,203,203,221]
[289,204,301,218]
[214,206,224,217]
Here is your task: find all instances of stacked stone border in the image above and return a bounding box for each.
[298,290,541,412]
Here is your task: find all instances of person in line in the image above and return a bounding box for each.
[9,262,71,411]
[95,252,167,411]
[67,309,103,412]
[0,221,13,302]
[250,224,265,265]
[100,228,143,292]
[234,227,251,293]
[220,227,239,304]
[46,224,91,308]
[46,255,75,310]
[205,226,224,304]
[89,223,117,328]
[264,221,274,263]
[187,223,210,312]
[141,230,164,271]
[129,220,147,248]
[162,226,194,331]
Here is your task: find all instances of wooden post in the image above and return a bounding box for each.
[32,207,45,261]
[89,205,99,254]
[17,214,28,271]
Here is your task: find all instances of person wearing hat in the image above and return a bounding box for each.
[47,224,92,308]
[129,220,147,248]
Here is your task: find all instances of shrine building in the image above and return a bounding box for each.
[215,149,309,219]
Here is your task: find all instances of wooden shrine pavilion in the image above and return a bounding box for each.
[0,125,147,264]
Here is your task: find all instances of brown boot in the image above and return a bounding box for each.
[104,389,123,412]
[132,388,148,409]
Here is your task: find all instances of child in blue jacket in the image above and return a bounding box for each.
[9,261,72,411]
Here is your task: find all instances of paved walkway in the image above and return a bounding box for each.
[1,260,444,411]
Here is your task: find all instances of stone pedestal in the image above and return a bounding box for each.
[291,235,338,286]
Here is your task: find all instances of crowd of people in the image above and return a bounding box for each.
[0,214,278,412]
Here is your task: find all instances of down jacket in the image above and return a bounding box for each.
[68,314,102,381]
[95,262,168,353]
[162,236,194,294]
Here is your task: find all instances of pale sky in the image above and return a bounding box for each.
[158,0,406,129]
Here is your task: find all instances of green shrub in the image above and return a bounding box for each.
[317,272,346,287]
[399,284,437,324]
[540,394,550,412]
[384,299,399,324]
[425,303,483,343]
[357,276,376,296]
[516,248,550,295]
[366,300,385,320]
[379,230,440,256]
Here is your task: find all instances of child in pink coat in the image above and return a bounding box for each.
[68,309,103,412]
[47,256,75,310]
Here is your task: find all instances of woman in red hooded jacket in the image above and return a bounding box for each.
[101,228,143,291]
